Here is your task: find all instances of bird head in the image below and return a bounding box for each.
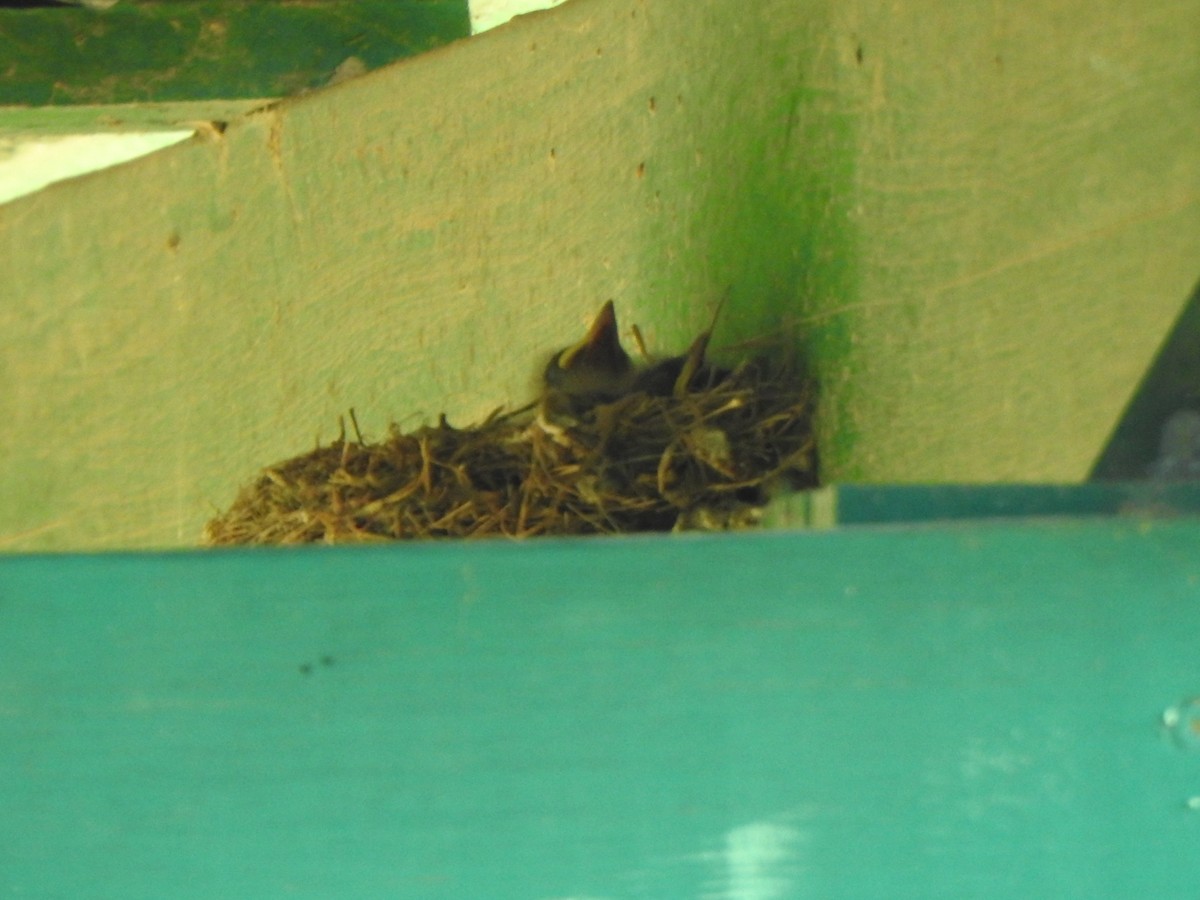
[540,301,635,429]
[543,300,634,401]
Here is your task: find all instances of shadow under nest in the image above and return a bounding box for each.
[204,359,817,544]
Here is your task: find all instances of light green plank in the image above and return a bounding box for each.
[0,99,268,135]
[1,0,1197,550]
[816,2,1200,481]
[1,519,1199,897]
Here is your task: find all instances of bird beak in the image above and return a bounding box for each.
[672,329,712,398]
[556,300,625,373]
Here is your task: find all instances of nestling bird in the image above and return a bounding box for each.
[631,327,719,398]
[630,292,730,398]
[540,300,635,428]
[538,296,736,439]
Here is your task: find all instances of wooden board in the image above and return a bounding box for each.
[2,519,1199,896]
[1,0,1197,549]
[819,5,1200,482]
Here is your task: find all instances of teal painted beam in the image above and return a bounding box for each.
[766,482,1200,528]
[2,520,1199,897]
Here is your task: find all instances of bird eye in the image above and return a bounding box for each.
[543,353,569,386]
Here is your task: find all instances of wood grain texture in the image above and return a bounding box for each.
[817,2,1200,480]
[2,520,1199,896]
[1,0,1197,549]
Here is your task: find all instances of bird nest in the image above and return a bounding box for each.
[203,359,816,544]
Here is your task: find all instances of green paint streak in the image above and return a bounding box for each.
[679,83,861,484]
[783,101,861,482]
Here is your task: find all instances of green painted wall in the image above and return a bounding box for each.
[1,0,1197,549]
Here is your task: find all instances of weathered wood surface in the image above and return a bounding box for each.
[1,0,1197,549]
[2,520,1199,896]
